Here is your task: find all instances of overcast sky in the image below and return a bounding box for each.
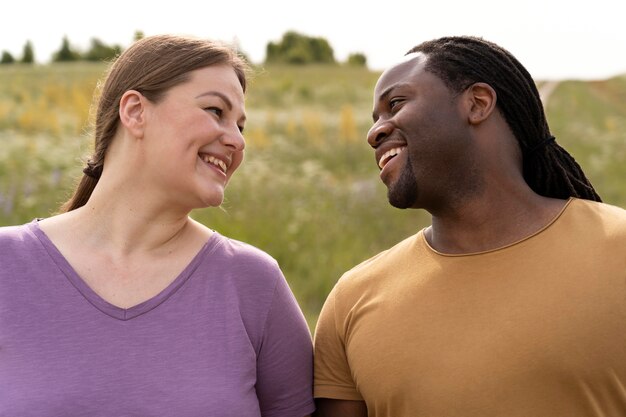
[3,0,625,80]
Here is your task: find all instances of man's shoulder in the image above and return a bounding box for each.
[555,199,626,250]
[569,198,626,229]
[337,231,423,287]
[574,197,626,213]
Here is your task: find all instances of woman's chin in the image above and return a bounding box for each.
[200,193,225,209]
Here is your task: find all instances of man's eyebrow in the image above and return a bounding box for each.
[372,87,392,122]
[372,82,412,122]
[195,91,233,110]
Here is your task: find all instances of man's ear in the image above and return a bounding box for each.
[119,90,146,138]
[464,82,497,125]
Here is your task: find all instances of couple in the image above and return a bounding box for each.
[1,34,625,416]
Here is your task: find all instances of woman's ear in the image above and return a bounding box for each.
[119,90,146,139]
[464,82,497,125]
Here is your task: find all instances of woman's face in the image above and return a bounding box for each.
[142,65,246,210]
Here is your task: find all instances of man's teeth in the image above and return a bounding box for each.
[202,155,227,173]
[379,147,406,169]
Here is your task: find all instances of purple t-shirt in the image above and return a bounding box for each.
[0,221,315,417]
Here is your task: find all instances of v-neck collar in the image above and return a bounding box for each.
[28,220,221,321]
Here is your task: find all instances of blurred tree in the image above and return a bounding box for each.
[309,36,334,63]
[266,31,335,65]
[133,30,145,42]
[52,36,80,62]
[346,52,367,67]
[21,41,35,64]
[84,38,122,62]
[1,51,15,64]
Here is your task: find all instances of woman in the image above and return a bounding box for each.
[0,34,314,417]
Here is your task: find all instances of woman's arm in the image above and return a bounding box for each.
[314,399,367,417]
[256,271,315,417]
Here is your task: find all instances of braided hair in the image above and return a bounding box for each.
[408,36,601,201]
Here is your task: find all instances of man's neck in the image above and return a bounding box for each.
[425,192,569,254]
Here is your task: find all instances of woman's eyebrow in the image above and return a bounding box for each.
[195,91,233,110]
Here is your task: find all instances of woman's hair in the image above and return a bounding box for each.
[60,34,250,212]
[408,36,601,202]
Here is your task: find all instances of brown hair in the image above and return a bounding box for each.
[60,34,249,212]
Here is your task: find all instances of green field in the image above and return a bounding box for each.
[1,63,625,328]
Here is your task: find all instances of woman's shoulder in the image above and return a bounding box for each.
[0,220,38,246]
[210,231,280,271]
[0,221,43,267]
[189,218,278,269]
[189,230,285,300]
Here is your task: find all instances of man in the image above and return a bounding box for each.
[313,36,626,416]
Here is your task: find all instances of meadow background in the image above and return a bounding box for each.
[1,60,625,329]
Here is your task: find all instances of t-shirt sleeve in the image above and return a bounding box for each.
[313,284,363,401]
[256,273,315,417]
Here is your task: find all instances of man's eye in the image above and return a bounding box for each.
[389,99,402,110]
[205,107,223,116]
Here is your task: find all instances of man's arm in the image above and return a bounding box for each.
[314,398,368,417]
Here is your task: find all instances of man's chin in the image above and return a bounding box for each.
[387,188,416,209]
[385,162,418,209]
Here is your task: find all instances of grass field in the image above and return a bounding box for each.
[1,63,625,328]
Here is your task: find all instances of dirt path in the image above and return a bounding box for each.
[538,80,561,106]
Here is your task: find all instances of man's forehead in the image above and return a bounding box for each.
[374,52,428,95]
[398,51,424,65]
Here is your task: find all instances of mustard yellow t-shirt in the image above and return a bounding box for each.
[314,198,626,416]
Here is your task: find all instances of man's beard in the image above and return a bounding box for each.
[387,155,418,209]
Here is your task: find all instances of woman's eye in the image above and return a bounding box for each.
[389,98,402,110]
[205,107,223,117]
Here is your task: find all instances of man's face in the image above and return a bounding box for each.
[367,53,481,213]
